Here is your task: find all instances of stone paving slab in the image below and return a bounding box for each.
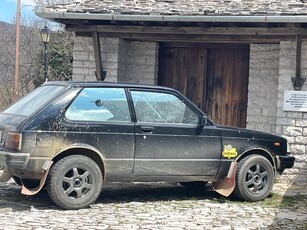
[0,181,306,230]
[273,183,307,196]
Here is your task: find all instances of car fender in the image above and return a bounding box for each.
[21,143,106,196]
[58,143,107,160]
[237,147,276,171]
[53,143,107,177]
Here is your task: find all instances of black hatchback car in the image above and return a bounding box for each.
[0,81,294,209]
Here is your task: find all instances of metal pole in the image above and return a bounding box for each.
[44,42,48,82]
[14,0,21,100]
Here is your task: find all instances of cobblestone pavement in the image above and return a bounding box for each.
[0,181,306,230]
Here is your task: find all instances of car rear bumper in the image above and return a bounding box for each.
[0,150,30,170]
[276,154,295,171]
[0,150,50,179]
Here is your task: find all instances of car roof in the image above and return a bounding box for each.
[43,81,177,92]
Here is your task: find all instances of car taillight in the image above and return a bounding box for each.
[5,132,22,151]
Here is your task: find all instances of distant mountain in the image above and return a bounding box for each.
[0,21,11,27]
[0,21,13,32]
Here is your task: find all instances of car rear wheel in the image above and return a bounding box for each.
[46,155,103,209]
[233,155,274,201]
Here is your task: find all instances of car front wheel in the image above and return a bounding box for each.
[46,155,103,209]
[233,155,274,201]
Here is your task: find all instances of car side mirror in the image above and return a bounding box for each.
[200,116,208,126]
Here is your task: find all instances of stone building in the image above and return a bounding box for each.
[36,0,307,185]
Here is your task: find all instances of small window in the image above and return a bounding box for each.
[131,91,199,125]
[66,88,130,122]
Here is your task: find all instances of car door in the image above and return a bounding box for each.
[62,87,135,179]
[130,89,222,177]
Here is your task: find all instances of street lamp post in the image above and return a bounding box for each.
[40,26,50,82]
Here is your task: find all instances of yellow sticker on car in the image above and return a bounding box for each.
[222,145,238,159]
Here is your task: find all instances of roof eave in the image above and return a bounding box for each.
[35,11,307,24]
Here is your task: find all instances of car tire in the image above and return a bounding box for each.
[46,155,103,209]
[179,181,208,190]
[233,155,274,201]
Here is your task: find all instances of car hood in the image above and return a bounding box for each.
[216,125,284,141]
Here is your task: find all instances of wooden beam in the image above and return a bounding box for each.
[68,24,307,36]
[79,32,296,44]
[291,35,306,90]
[92,31,106,81]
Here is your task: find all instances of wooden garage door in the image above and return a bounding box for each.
[158,45,249,128]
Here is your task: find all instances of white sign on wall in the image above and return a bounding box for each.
[283,90,307,112]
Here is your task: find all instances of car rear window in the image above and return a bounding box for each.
[4,85,65,116]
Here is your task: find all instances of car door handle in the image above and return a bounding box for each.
[140,126,154,133]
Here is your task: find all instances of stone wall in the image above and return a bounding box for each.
[247,44,280,133]
[73,36,158,84]
[276,41,307,184]
[248,42,307,184]
[72,36,95,81]
[118,40,159,84]
[73,36,120,82]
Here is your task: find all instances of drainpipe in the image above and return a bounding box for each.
[291,35,306,90]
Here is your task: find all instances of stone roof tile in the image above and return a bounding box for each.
[41,0,307,16]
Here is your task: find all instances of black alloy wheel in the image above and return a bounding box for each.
[233,155,274,201]
[46,155,103,209]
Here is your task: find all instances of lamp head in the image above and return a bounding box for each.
[40,26,50,44]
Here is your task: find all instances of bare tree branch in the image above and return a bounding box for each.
[0,15,44,108]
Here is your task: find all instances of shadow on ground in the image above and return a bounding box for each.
[0,181,56,211]
[0,181,225,212]
[268,162,307,229]
[97,182,222,204]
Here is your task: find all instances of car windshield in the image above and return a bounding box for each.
[3,85,65,116]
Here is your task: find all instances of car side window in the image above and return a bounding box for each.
[66,88,131,122]
[131,91,199,125]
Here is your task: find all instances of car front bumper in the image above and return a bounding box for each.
[276,154,295,172]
